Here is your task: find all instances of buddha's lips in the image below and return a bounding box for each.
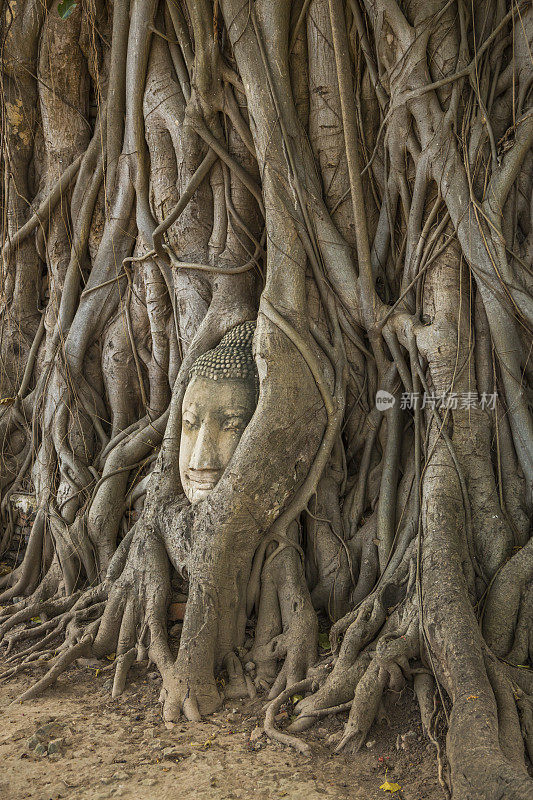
[187,470,221,489]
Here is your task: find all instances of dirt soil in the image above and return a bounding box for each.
[0,660,444,800]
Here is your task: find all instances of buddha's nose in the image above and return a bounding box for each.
[189,422,223,471]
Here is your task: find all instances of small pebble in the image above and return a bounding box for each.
[162,746,186,760]
[249,726,263,744]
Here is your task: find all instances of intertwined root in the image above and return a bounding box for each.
[0,6,530,800]
[0,521,166,701]
[0,585,107,694]
[2,535,533,800]
[0,539,418,755]
[0,582,161,707]
[276,549,533,800]
[285,571,420,747]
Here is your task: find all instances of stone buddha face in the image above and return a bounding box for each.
[179,375,256,503]
[179,322,258,504]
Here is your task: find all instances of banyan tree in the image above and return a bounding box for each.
[0,1,532,797]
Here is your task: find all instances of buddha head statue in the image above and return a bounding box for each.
[179,321,259,504]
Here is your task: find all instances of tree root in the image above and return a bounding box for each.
[414,672,450,795]
[0,592,82,640]
[264,678,316,754]
[13,635,94,704]
[3,599,106,658]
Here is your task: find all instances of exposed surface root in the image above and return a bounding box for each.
[264,678,316,755]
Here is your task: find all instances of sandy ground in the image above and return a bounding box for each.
[0,658,445,800]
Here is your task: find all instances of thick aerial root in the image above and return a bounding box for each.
[265,604,318,700]
[334,621,419,752]
[334,659,388,752]
[182,696,202,723]
[329,593,385,656]
[328,541,416,655]
[0,560,63,622]
[112,646,138,698]
[290,652,371,732]
[0,510,46,604]
[483,538,533,658]
[223,651,256,700]
[292,558,416,730]
[420,440,533,800]
[248,527,319,699]
[157,661,222,723]
[505,581,533,667]
[515,689,533,765]
[291,560,420,737]
[486,655,529,771]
